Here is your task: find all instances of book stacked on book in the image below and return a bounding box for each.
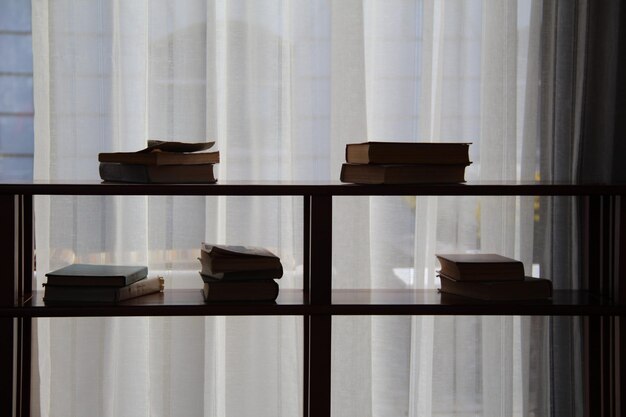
[99,140,219,183]
[340,141,471,184]
[435,253,553,300]
[198,243,283,302]
[43,264,163,303]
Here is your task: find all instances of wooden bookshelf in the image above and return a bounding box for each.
[1,181,624,417]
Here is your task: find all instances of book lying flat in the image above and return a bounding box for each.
[200,243,282,274]
[435,253,525,281]
[340,163,468,184]
[99,150,220,166]
[45,263,148,287]
[203,279,279,302]
[438,274,552,300]
[345,142,471,165]
[99,162,217,183]
[199,264,283,281]
[43,277,164,303]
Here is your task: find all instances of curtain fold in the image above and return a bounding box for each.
[31,1,595,416]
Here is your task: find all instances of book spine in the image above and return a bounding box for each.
[117,277,164,301]
[99,163,150,183]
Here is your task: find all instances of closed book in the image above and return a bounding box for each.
[99,151,219,166]
[435,253,525,281]
[199,267,283,281]
[45,263,148,287]
[99,162,217,184]
[345,142,471,165]
[340,163,468,184]
[200,243,282,273]
[203,279,279,302]
[438,274,552,300]
[43,277,164,303]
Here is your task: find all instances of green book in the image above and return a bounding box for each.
[44,277,163,303]
[45,263,148,287]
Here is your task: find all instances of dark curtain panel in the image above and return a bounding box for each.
[540,0,624,415]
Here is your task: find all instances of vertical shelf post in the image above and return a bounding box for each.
[305,194,332,417]
[0,194,32,417]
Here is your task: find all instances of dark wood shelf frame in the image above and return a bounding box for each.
[1,181,625,417]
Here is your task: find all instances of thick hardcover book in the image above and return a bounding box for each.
[438,274,552,300]
[99,151,220,166]
[200,243,282,273]
[99,163,217,184]
[345,142,471,165]
[43,277,164,303]
[45,263,148,287]
[340,163,468,184]
[199,263,283,281]
[202,279,279,302]
[435,253,525,281]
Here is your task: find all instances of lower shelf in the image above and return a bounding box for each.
[0,289,620,317]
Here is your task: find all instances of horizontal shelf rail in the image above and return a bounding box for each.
[1,181,626,196]
[2,289,623,317]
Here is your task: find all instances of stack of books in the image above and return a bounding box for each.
[340,141,471,184]
[198,243,283,302]
[99,140,220,183]
[43,264,163,303]
[436,253,553,300]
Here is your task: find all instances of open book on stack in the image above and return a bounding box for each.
[340,141,471,184]
[198,243,283,302]
[435,253,553,300]
[43,264,163,303]
[99,140,219,183]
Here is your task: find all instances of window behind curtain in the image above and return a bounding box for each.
[0,0,33,180]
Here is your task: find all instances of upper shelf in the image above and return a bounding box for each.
[1,180,626,196]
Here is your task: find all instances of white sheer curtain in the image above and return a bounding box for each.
[32,1,560,416]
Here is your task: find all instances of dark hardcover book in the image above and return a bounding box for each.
[438,274,552,300]
[345,142,471,165]
[99,150,219,166]
[200,243,282,274]
[435,253,525,281]
[99,162,217,184]
[340,163,468,184]
[45,263,148,287]
[202,279,279,302]
[44,277,164,303]
[199,266,283,281]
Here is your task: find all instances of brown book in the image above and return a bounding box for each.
[200,243,283,274]
[436,253,525,281]
[99,150,220,166]
[99,163,217,183]
[340,163,468,184]
[345,142,471,165]
[203,279,279,302]
[438,274,552,300]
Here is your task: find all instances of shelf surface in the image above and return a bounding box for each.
[1,180,626,196]
[2,289,621,317]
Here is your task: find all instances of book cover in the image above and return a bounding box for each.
[202,279,279,302]
[435,253,525,281]
[142,140,214,153]
[45,263,148,287]
[438,274,552,300]
[98,150,220,166]
[345,142,471,165]
[340,163,468,184]
[99,162,217,184]
[43,277,164,303]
